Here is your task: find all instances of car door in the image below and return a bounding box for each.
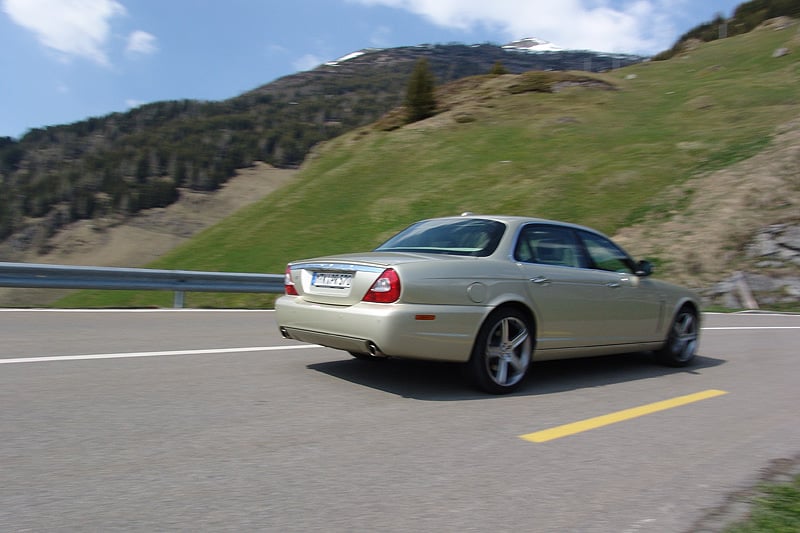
[514,224,610,350]
[577,230,664,344]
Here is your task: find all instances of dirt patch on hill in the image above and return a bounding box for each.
[614,116,800,294]
[0,163,296,307]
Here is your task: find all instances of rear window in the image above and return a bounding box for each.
[375,219,506,257]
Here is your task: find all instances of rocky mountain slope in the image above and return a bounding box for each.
[615,115,800,308]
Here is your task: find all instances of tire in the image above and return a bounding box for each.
[655,306,699,367]
[466,308,534,394]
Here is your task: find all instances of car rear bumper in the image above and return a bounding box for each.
[275,296,487,362]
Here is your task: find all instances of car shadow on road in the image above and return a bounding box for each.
[307,353,726,401]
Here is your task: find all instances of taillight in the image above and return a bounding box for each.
[284,266,298,295]
[362,268,401,303]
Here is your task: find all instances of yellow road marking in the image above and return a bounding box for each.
[519,389,728,443]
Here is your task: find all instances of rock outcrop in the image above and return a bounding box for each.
[706,224,800,309]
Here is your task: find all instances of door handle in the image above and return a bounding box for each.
[531,276,550,285]
[606,282,621,288]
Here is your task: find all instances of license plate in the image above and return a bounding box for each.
[311,272,353,289]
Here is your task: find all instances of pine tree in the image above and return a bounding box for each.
[490,61,508,76]
[405,58,436,123]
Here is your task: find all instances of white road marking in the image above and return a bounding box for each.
[0,308,273,313]
[702,326,800,330]
[1,311,794,365]
[0,344,322,365]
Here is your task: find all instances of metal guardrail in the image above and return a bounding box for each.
[0,262,284,308]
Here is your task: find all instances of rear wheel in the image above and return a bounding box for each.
[656,307,699,366]
[466,308,533,394]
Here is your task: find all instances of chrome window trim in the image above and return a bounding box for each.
[289,263,386,274]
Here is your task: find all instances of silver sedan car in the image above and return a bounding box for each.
[276,215,700,394]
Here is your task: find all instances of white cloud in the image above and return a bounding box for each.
[2,0,126,65]
[293,53,323,72]
[349,0,679,54]
[126,30,158,56]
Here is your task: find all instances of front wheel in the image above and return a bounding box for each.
[655,307,699,366]
[466,308,533,394]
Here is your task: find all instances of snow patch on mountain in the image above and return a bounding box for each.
[324,37,565,67]
[325,49,381,66]
[502,37,564,53]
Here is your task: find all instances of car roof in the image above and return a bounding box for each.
[424,214,605,236]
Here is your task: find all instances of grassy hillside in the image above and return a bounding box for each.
[56,22,800,308]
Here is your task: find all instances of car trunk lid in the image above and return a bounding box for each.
[286,252,451,306]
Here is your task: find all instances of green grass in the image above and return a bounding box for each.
[725,474,800,532]
[55,23,800,308]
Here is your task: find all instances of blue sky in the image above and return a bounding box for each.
[1,0,742,139]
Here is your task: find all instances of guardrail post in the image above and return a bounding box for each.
[173,291,185,309]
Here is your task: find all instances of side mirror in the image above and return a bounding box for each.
[635,260,653,277]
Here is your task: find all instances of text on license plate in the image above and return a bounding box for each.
[312,272,353,289]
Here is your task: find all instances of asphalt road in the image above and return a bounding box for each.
[1,309,798,532]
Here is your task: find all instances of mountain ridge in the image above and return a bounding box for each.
[0,42,643,256]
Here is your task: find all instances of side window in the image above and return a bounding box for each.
[514,225,586,268]
[579,231,634,274]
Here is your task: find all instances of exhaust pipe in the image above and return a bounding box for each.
[367,342,386,358]
[279,327,291,339]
